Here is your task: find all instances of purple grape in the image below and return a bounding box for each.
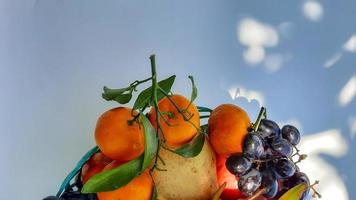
[238,168,262,196]
[243,133,265,160]
[257,119,281,141]
[282,125,301,145]
[283,171,310,199]
[226,154,252,176]
[274,158,296,179]
[262,175,278,198]
[270,138,294,157]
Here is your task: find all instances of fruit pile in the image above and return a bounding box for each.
[43,55,319,200]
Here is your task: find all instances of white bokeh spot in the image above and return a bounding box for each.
[303,1,324,22]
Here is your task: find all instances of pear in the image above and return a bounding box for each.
[153,138,218,200]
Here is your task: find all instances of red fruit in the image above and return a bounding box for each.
[216,155,245,200]
[81,152,112,183]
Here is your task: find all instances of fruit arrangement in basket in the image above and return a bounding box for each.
[44,55,321,200]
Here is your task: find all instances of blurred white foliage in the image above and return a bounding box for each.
[338,75,356,107]
[302,1,324,22]
[298,129,349,200]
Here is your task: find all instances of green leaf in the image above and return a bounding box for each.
[140,113,158,171]
[188,75,197,103]
[102,86,128,100]
[82,156,142,193]
[133,75,176,111]
[102,86,133,104]
[174,132,205,158]
[114,93,132,104]
[279,183,308,200]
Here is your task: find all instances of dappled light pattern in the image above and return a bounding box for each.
[302,1,324,22]
[339,75,356,107]
[343,35,356,53]
[237,18,293,73]
[298,129,349,200]
[238,18,278,65]
[324,53,343,68]
[324,34,356,68]
[277,22,294,40]
[264,53,293,73]
[348,116,356,139]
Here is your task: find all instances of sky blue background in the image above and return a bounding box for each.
[0,0,355,199]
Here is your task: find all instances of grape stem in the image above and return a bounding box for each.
[310,180,322,198]
[252,107,266,132]
[241,188,266,200]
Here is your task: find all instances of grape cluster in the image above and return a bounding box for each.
[226,119,314,199]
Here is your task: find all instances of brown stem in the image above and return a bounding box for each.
[244,188,266,200]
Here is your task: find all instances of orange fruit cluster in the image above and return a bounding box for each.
[82,81,252,200]
[83,94,200,200]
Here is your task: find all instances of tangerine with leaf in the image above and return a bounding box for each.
[148,94,200,148]
[95,107,145,161]
[81,152,112,184]
[96,160,153,200]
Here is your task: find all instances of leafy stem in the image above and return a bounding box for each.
[158,87,200,132]
[130,77,152,91]
[149,55,163,174]
[252,107,266,132]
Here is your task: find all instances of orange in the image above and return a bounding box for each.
[208,104,251,155]
[97,160,153,200]
[95,107,144,161]
[149,94,200,148]
[81,152,112,184]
